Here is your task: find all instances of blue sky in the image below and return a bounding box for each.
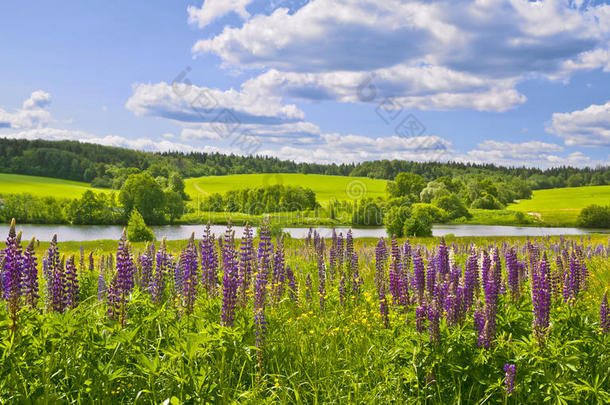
[1,0,609,167]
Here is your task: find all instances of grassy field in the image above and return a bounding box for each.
[2,232,609,403]
[0,173,109,199]
[185,173,388,204]
[508,185,610,226]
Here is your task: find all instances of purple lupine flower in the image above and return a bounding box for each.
[64,255,79,310]
[388,256,400,305]
[426,254,436,297]
[305,274,312,303]
[569,252,580,301]
[379,285,389,328]
[505,248,519,302]
[474,305,485,347]
[374,238,388,294]
[600,292,609,334]
[428,305,440,344]
[139,243,154,291]
[107,230,135,324]
[415,303,427,333]
[352,252,362,300]
[580,258,589,292]
[106,272,123,321]
[201,223,218,296]
[51,257,67,314]
[463,250,478,311]
[180,234,199,316]
[22,237,39,309]
[238,223,254,305]
[345,230,354,283]
[552,254,564,299]
[253,220,272,365]
[115,230,135,295]
[336,232,344,278]
[151,239,169,304]
[339,275,346,306]
[504,364,516,394]
[317,250,326,311]
[532,254,551,343]
[286,264,297,303]
[437,237,449,275]
[412,250,425,303]
[272,235,286,304]
[97,261,106,302]
[221,225,239,327]
[2,220,23,326]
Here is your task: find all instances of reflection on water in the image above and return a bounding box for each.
[0,223,607,242]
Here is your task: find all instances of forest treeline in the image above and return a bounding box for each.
[0,138,608,190]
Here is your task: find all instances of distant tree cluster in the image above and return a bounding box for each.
[0,172,188,225]
[0,138,608,192]
[201,185,317,214]
[578,205,610,228]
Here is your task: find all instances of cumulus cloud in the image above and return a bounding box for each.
[22,90,52,110]
[457,140,598,168]
[0,90,53,129]
[547,100,610,146]
[190,0,610,112]
[187,0,254,28]
[125,81,304,125]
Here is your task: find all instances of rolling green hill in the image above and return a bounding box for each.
[507,185,610,226]
[185,173,388,204]
[0,173,110,199]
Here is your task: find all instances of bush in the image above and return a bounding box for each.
[432,194,471,220]
[470,193,504,210]
[352,199,383,226]
[577,204,610,228]
[412,203,449,223]
[384,205,412,237]
[127,209,155,242]
[403,210,433,237]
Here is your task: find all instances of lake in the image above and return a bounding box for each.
[0,223,608,242]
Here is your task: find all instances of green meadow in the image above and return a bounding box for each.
[0,173,109,199]
[184,173,388,204]
[508,185,610,226]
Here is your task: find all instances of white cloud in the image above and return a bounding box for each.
[22,90,51,110]
[547,100,610,146]
[191,0,610,112]
[457,140,599,168]
[187,0,254,28]
[0,90,52,129]
[125,81,304,125]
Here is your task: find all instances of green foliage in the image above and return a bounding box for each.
[578,204,610,228]
[403,209,433,237]
[387,172,426,199]
[383,205,411,237]
[0,138,607,193]
[433,193,471,220]
[119,173,166,224]
[201,185,317,214]
[352,199,383,226]
[471,193,504,210]
[127,209,155,242]
[412,203,449,223]
[66,191,122,225]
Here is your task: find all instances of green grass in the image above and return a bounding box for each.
[185,173,388,204]
[508,185,610,226]
[450,209,541,226]
[0,173,110,199]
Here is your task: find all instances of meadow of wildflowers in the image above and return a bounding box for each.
[1,217,609,403]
